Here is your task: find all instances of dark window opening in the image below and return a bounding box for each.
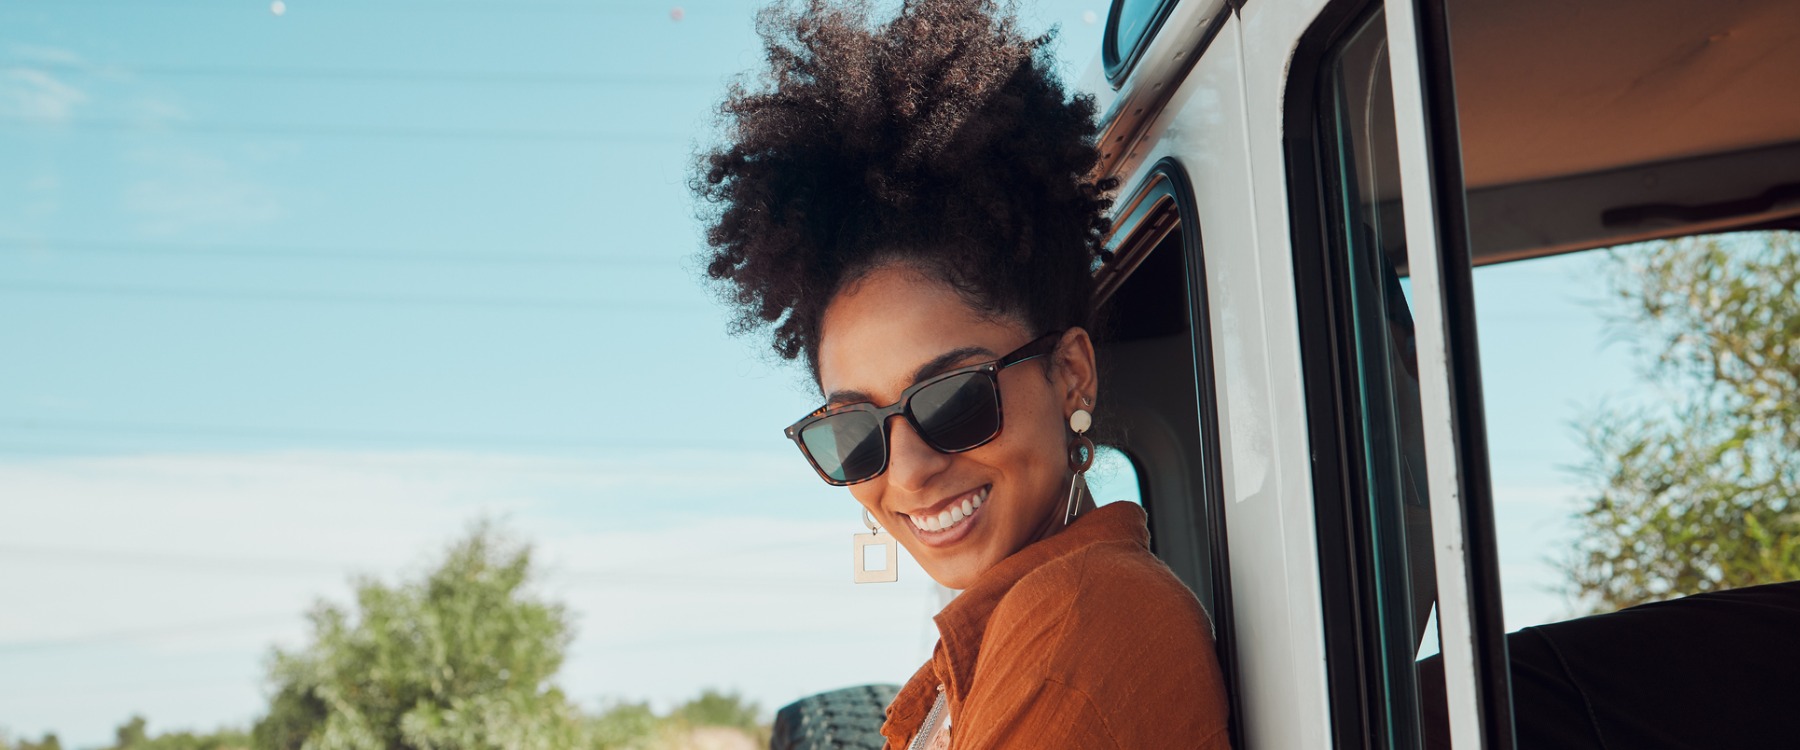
[1095,160,1241,747]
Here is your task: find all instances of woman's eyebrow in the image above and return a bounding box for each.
[911,345,996,383]
[823,345,998,406]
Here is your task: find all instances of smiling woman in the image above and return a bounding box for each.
[692,1,1230,748]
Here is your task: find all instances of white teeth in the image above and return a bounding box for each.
[913,487,991,533]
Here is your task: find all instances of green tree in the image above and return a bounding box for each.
[101,715,250,750]
[585,702,661,750]
[1567,231,1800,613]
[587,692,768,750]
[4,732,63,750]
[667,690,763,737]
[253,521,588,750]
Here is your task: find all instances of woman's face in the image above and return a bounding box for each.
[815,264,1096,589]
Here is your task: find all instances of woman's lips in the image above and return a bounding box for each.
[902,485,989,548]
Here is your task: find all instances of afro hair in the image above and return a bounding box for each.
[693,0,1116,377]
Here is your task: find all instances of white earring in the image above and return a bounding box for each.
[852,509,898,584]
[1065,406,1095,526]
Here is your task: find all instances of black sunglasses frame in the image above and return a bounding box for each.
[784,332,1064,486]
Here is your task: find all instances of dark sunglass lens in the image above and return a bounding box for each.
[911,372,1000,451]
[800,412,885,483]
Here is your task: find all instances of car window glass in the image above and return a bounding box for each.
[1088,444,1144,508]
[1318,8,1446,747]
[1108,0,1173,74]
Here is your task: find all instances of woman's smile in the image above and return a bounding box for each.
[810,266,1088,589]
[900,485,990,547]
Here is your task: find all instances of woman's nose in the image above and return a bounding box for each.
[884,415,951,492]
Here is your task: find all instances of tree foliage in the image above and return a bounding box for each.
[0,731,63,750]
[585,702,663,750]
[665,690,761,737]
[583,691,766,750]
[1567,231,1800,613]
[99,716,250,750]
[253,521,587,750]
[7,523,771,750]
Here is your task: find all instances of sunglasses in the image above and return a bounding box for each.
[785,332,1063,486]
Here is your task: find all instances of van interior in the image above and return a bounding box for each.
[1365,0,1800,265]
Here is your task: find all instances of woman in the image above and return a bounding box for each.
[694,1,1230,747]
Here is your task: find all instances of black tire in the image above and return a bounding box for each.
[769,683,901,750]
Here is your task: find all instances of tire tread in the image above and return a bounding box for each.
[769,683,901,750]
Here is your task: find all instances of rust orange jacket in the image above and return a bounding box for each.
[880,502,1232,749]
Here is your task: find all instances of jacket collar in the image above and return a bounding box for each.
[881,502,1151,745]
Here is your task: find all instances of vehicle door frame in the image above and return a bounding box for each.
[1281,0,1516,746]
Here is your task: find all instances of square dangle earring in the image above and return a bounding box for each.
[853,509,899,583]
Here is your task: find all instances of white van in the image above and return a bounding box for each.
[774,0,1800,747]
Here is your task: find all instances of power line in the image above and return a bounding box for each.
[0,673,268,699]
[2,61,721,88]
[1,238,679,268]
[0,280,702,312]
[0,560,843,597]
[0,544,856,654]
[0,441,793,478]
[0,541,819,587]
[0,536,916,656]
[0,612,903,660]
[571,623,927,655]
[0,613,298,655]
[5,0,728,15]
[0,600,920,666]
[0,545,339,576]
[0,116,689,145]
[0,418,759,451]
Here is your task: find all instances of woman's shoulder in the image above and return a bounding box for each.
[989,533,1217,658]
[972,529,1230,743]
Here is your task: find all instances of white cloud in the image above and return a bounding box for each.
[123,147,285,235]
[0,67,89,122]
[0,449,939,745]
[121,95,190,126]
[10,171,63,224]
[5,44,84,67]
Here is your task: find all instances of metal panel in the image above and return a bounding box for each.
[1383,0,1514,746]
[1105,8,1342,745]
[1196,8,1339,748]
[1092,0,1232,180]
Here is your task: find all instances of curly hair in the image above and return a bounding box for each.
[694,0,1115,377]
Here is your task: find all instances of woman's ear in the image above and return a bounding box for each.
[1053,327,1099,415]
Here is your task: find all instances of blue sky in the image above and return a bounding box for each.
[0,1,1652,745]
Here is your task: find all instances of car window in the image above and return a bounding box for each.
[1095,161,1240,742]
[1087,444,1145,508]
[1307,8,1448,748]
[1104,0,1179,81]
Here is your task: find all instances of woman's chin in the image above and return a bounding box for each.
[916,544,1003,591]
[921,563,980,591]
